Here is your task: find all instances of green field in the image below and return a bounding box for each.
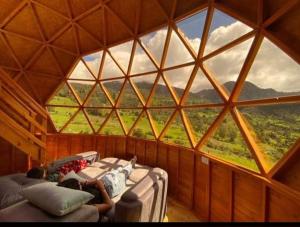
[47,82,300,172]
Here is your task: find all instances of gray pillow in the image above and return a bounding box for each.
[0,174,45,209]
[22,182,94,216]
[0,179,24,209]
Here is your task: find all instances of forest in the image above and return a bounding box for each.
[48,80,300,171]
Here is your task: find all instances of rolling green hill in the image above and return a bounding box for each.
[48,80,300,171]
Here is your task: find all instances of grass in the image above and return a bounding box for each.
[47,96,299,172]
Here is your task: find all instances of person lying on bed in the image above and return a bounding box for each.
[57,156,137,216]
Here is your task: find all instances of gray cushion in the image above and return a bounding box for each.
[0,174,46,209]
[22,182,94,216]
[0,179,24,209]
[0,200,99,222]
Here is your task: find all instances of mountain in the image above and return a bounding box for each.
[195,81,300,103]
[69,80,299,111]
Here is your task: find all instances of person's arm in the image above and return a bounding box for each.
[93,180,113,214]
[58,172,65,183]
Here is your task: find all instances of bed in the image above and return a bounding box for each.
[0,152,168,222]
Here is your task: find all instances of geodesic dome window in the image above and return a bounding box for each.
[46,7,300,174]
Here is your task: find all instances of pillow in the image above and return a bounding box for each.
[59,160,88,175]
[22,182,94,216]
[62,170,86,182]
[0,179,24,209]
[76,151,99,164]
[47,156,81,174]
[0,174,46,209]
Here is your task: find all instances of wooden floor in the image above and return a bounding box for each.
[164,197,201,222]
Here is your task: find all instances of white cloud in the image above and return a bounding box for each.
[71,20,300,94]
[246,38,300,92]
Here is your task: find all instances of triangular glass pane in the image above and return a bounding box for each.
[185,68,223,105]
[204,9,252,56]
[83,51,103,78]
[203,38,253,95]
[131,42,157,75]
[118,109,142,133]
[85,84,111,107]
[85,108,110,132]
[48,83,78,106]
[184,107,221,143]
[130,112,155,140]
[130,73,157,103]
[240,38,300,101]
[101,53,124,79]
[62,110,93,134]
[176,9,207,53]
[150,76,176,107]
[202,114,259,172]
[109,40,133,74]
[69,60,95,80]
[68,80,95,104]
[102,79,124,104]
[140,27,168,66]
[161,112,191,147]
[164,65,194,99]
[239,103,300,169]
[48,107,78,131]
[118,81,142,108]
[164,29,194,68]
[149,108,174,135]
[100,111,124,136]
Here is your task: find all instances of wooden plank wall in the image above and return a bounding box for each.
[0,134,300,222]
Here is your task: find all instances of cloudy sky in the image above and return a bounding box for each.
[68,9,300,94]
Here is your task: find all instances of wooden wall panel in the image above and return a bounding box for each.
[274,150,300,193]
[194,154,210,221]
[233,172,264,221]
[157,142,168,171]
[96,135,106,159]
[83,136,96,152]
[126,137,136,159]
[268,189,300,221]
[135,139,146,165]
[106,137,116,157]
[1,134,300,222]
[70,136,83,155]
[0,138,14,175]
[57,135,70,158]
[115,137,126,159]
[45,135,57,163]
[145,140,157,167]
[210,162,232,222]
[0,137,30,175]
[167,145,179,198]
[177,148,195,209]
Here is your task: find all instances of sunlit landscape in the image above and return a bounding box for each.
[47,8,300,172]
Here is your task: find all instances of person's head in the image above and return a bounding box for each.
[57,178,82,190]
[27,167,47,179]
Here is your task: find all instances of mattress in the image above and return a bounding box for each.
[0,200,99,222]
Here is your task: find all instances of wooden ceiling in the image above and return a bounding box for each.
[0,0,299,104]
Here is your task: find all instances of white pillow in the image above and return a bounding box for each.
[22,182,94,216]
[62,170,86,182]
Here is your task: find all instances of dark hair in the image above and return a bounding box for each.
[57,178,81,190]
[27,167,45,179]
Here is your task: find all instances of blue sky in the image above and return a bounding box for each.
[177,9,236,39]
